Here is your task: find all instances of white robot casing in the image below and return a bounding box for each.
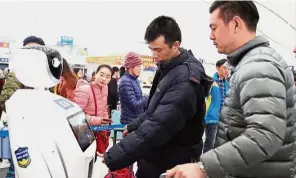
[6,47,96,178]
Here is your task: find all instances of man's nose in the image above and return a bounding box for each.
[152,51,158,59]
[210,31,215,41]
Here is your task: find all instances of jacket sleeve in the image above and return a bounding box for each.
[200,61,287,177]
[73,85,101,125]
[126,112,148,132]
[0,73,23,111]
[119,80,148,111]
[105,82,198,171]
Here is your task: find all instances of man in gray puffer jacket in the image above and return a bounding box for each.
[166,1,296,178]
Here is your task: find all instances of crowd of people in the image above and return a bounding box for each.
[0,1,296,178]
[0,35,160,178]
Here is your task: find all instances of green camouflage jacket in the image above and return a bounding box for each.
[0,72,24,111]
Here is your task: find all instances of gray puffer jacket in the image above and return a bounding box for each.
[200,36,296,178]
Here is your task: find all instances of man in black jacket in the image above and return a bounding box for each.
[103,16,212,178]
[108,66,119,114]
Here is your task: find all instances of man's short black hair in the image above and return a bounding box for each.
[23,36,45,46]
[112,67,119,72]
[119,67,126,78]
[209,1,259,32]
[112,66,119,76]
[216,59,227,67]
[144,15,182,46]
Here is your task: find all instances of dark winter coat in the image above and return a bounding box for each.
[105,49,212,178]
[119,73,147,124]
[200,36,296,178]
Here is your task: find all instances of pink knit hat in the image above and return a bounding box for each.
[123,52,142,69]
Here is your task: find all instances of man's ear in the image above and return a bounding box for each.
[233,16,243,33]
[172,41,180,51]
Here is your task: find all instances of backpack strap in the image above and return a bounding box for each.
[90,83,97,116]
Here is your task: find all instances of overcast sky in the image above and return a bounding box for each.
[0,0,295,65]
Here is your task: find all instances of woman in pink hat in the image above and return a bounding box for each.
[119,52,148,124]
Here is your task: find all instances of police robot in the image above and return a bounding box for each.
[5,46,96,178]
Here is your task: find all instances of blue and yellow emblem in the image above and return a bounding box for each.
[15,147,31,168]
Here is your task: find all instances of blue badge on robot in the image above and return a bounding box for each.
[15,147,31,168]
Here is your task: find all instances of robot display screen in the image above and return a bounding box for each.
[68,114,95,152]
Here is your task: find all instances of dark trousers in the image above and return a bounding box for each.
[136,159,163,178]
[203,123,218,153]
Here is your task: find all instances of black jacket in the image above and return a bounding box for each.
[104,49,212,177]
[107,78,119,112]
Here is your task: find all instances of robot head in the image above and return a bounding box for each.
[11,46,63,89]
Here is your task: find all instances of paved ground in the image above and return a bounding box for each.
[92,157,108,178]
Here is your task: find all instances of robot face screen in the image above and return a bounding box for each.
[67,114,95,152]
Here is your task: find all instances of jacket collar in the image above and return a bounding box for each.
[90,81,104,89]
[213,72,227,82]
[157,48,188,76]
[125,72,138,80]
[213,72,220,82]
[227,35,269,67]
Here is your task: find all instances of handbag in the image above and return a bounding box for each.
[104,131,135,178]
[90,83,110,154]
[104,167,134,178]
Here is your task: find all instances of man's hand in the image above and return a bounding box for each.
[97,152,105,163]
[166,163,206,178]
[97,152,104,158]
[123,126,128,138]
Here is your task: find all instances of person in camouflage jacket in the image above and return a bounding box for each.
[0,36,45,112]
[0,72,24,111]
